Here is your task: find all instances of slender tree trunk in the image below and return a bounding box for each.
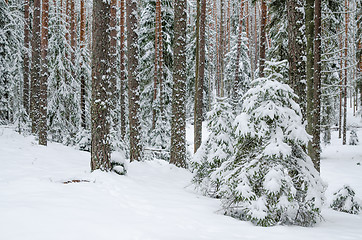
[233,0,244,104]
[157,1,163,114]
[152,0,160,130]
[259,0,267,78]
[30,0,41,134]
[39,0,49,146]
[170,0,187,168]
[127,0,142,162]
[227,0,231,53]
[287,0,306,117]
[343,0,349,145]
[194,0,206,153]
[109,0,118,127]
[312,0,321,172]
[218,0,224,97]
[23,0,30,114]
[80,0,86,129]
[70,0,76,67]
[120,0,126,139]
[305,0,315,162]
[91,0,111,171]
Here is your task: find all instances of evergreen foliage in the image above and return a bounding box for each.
[330,185,362,214]
[218,76,325,227]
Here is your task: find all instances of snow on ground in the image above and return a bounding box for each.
[0,123,361,240]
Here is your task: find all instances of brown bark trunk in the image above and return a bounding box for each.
[23,0,30,114]
[70,0,76,66]
[120,0,126,139]
[91,0,111,171]
[233,0,244,103]
[170,0,187,168]
[343,0,349,145]
[218,0,224,97]
[39,0,49,146]
[259,0,267,78]
[30,0,41,134]
[194,0,206,153]
[338,27,343,138]
[127,0,142,162]
[312,0,321,172]
[110,0,118,126]
[80,0,86,129]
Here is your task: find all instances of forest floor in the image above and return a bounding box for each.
[1,116,362,239]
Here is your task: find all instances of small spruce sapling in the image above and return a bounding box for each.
[330,185,362,214]
[219,76,325,227]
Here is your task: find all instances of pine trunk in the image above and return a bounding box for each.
[287,0,306,117]
[39,0,49,146]
[259,0,267,78]
[23,0,30,114]
[343,0,349,145]
[305,0,315,162]
[218,0,224,97]
[91,0,111,171]
[30,0,41,134]
[233,0,244,104]
[170,0,187,168]
[152,0,160,130]
[312,0,321,172]
[120,0,126,139]
[110,0,118,126]
[194,0,206,153]
[70,0,76,66]
[80,0,86,129]
[127,0,142,162]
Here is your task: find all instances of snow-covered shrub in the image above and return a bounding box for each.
[190,97,235,198]
[330,185,362,214]
[349,130,359,145]
[219,77,325,227]
[111,151,128,175]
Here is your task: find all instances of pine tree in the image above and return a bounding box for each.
[91,0,111,171]
[170,0,187,168]
[127,0,142,162]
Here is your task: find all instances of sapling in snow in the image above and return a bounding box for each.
[219,77,325,227]
[330,185,362,214]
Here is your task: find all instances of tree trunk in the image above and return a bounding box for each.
[343,0,349,145]
[91,0,111,171]
[259,0,267,78]
[39,0,49,146]
[152,0,160,130]
[70,0,76,66]
[120,0,126,139]
[194,0,206,153]
[305,0,315,163]
[287,0,306,117]
[233,0,244,104]
[23,0,30,114]
[312,0,321,172]
[218,0,224,97]
[127,0,142,162]
[338,28,343,138]
[80,0,86,129]
[170,0,187,168]
[30,0,41,134]
[109,0,118,126]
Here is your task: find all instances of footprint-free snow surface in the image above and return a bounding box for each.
[1,126,361,240]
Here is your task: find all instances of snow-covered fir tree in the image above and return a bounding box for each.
[218,76,326,227]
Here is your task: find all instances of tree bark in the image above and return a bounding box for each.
[127,0,142,162]
[312,0,321,172]
[91,0,111,171]
[80,0,86,129]
[30,0,41,134]
[70,0,76,66]
[120,0,126,139]
[287,0,306,117]
[109,0,118,126]
[39,0,49,146]
[218,0,224,97]
[23,0,30,114]
[170,0,187,168]
[343,0,349,145]
[259,0,267,78]
[233,0,244,104]
[194,0,206,153]
[305,0,315,163]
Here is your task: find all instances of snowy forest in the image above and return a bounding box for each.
[1,0,362,238]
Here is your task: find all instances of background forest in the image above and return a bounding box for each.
[0,0,362,229]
